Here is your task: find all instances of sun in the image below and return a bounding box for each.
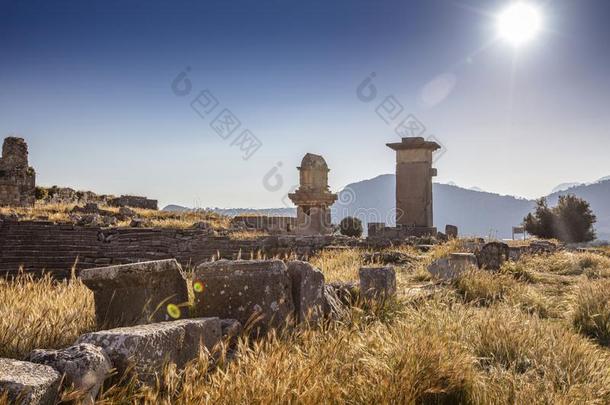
[497,2,542,46]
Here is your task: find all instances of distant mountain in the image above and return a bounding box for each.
[332,175,610,240]
[164,176,610,240]
[163,204,191,212]
[331,174,534,239]
[551,182,582,194]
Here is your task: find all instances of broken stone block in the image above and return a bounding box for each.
[193,260,294,334]
[287,261,325,324]
[26,343,111,404]
[0,358,61,405]
[80,259,189,328]
[76,318,221,386]
[427,253,478,280]
[445,224,458,239]
[359,267,396,300]
[476,242,510,271]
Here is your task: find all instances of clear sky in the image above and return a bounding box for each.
[1,0,609,208]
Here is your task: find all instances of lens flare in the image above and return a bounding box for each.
[166,303,181,319]
[193,281,204,293]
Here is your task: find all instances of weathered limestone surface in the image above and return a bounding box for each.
[0,358,61,405]
[476,242,510,271]
[0,137,35,207]
[359,266,396,300]
[193,260,294,333]
[76,318,221,385]
[288,154,337,235]
[80,259,189,328]
[427,253,478,280]
[27,343,111,404]
[287,261,325,323]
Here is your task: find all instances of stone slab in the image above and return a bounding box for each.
[0,358,61,405]
[79,259,189,328]
[193,260,294,334]
[76,318,221,386]
[287,261,325,324]
[359,266,397,300]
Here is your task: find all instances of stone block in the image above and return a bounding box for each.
[427,253,478,280]
[79,259,189,328]
[476,242,510,271]
[287,261,325,324]
[26,343,111,404]
[0,358,61,405]
[76,318,221,386]
[359,266,396,300]
[445,224,458,239]
[193,260,294,334]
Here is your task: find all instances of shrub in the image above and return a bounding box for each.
[339,216,363,238]
[572,279,610,346]
[34,186,48,201]
[524,195,597,243]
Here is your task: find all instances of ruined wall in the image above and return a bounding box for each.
[0,220,361,278]
[108,195,158,210]
[0,137,35,207]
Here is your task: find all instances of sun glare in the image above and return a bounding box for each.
[498,2,542,46]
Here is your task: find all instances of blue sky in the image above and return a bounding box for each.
[1,0,609,208]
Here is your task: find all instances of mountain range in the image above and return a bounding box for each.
[164,176,610,240]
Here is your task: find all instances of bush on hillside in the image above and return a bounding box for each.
[524,195,596,243]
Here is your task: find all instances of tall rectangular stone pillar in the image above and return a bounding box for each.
[386,137,440,235]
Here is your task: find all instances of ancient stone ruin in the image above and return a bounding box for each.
[387,136,439,236]
[289,153,337,235]
[108,195,158,210]
[0,137,35,207]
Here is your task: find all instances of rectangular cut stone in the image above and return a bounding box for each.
[427,253,478,280]
[193,260,294,333]
[359,266,396,300]
[76,318,221,386]
[0,358,61,405]
[80,259,189,328]
[287,261,325,324]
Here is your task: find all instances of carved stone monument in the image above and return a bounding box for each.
[289,153,337,235]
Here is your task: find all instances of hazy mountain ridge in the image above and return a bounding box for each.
[333,175,610,240]
[164,177,610,240]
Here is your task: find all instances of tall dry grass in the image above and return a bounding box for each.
[0,270,95,359]
[2,246,610,404]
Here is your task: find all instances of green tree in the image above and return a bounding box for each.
[524,195,596,243]
[339,217,363,238]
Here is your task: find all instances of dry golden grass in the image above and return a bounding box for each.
[0,270,95,359]
[572,279,610,346]
[3,244,610,404]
